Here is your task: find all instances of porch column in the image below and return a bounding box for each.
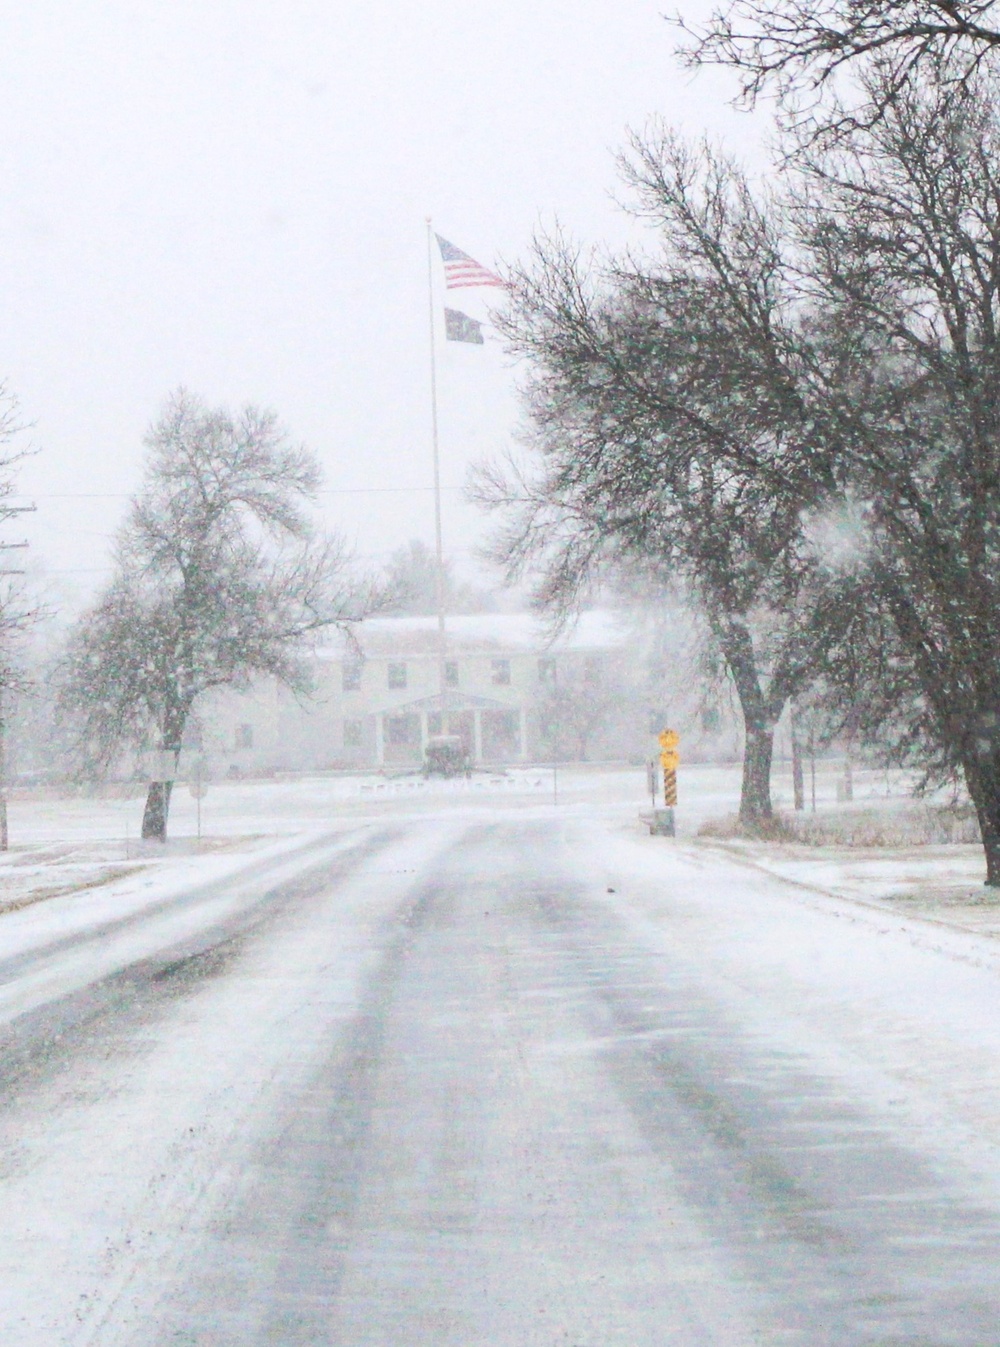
[374,713,385,766]
[517,708,528,761]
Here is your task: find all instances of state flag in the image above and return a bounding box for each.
[445,308,485,344]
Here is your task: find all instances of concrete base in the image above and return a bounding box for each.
[642,808,675,837]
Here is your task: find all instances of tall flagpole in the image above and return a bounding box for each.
[426,218,447,704]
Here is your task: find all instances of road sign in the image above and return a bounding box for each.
[659,750,680,771]
[658,729,679,750]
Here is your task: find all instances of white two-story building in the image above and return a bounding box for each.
[199,610,637,774]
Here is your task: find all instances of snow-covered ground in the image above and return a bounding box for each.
[2,761,990,931]
[576,820,1000,1256]
[0,770,560,917]
[3,764,1000,1341]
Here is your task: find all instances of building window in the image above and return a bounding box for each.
[427,711,443,735]
[481,708,521,761]
[538,657,556,685]
[445,660,459,688]
[236,723,253,750]
[388,661,407,689]
[386,712,420,745]
[343,719,364,748]
[491,658,511,686]
[342,661,362,692]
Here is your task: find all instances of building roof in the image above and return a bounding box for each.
[315,610,630,660]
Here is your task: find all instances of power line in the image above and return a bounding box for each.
[15,485,463,500]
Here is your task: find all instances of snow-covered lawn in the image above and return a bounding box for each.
[0,769,585,917]
[697,837,996,931]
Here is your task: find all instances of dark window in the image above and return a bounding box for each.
[343,719,364,748]
[491,658,511,686]
[538,657,556,685]
[701,706,721,733]
[388,662,407,690]
[342,661,363,692]
[427,711,443,735]
[445,660,459,688]
[481,709,520,761]
[386,712,420,745]
[236,723,253,750]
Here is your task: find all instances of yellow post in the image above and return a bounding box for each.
[658,730,680,807]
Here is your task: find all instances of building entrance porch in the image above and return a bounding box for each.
[375,693,527,768]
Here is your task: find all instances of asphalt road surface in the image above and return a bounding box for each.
[2,812,1000,1344]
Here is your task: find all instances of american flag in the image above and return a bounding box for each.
[436,235,504,289]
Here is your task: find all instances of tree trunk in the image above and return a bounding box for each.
[141,702,191,843]
[0,700,7,852]
[963,753,1000,887]
[141,780,173,842]
[740,721,775,828]
[718,620,780,831]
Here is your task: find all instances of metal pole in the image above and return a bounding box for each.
[426,218,447,705]
[809,727,817,813]
[552,660,559,803]
[790,700,805,811]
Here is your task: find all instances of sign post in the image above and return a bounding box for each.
[187,757,210,841]
[649,729,680,836]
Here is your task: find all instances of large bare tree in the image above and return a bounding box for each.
[679,0,1000,113]
[789,67,1000,882]
[62,390,380,841]
[475,136,841,828]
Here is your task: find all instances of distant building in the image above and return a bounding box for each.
[200,611,638,773]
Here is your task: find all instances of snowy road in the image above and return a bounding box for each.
[2,808,1000,1343]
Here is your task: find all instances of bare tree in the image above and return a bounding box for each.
[534,662,618,763]
[61,390,381,841]
[678,0,1000,116]
[382,539,497,615]
[788,66,1000,883]
[475,137,841,828]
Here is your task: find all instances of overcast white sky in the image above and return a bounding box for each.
[0,2,767,608]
